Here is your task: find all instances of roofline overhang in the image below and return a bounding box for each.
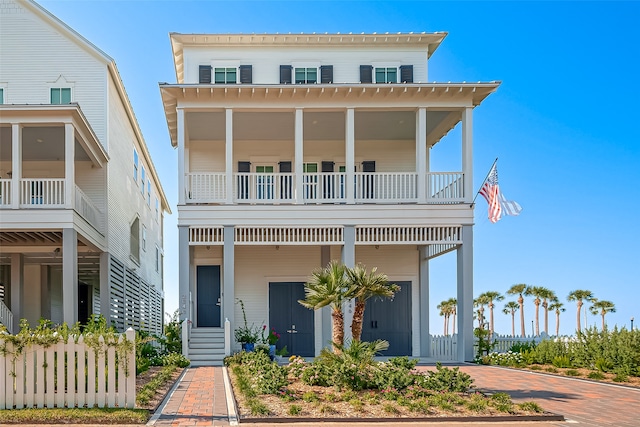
[0,103,109,167]
[159,81,500,147]
[169,32,448,84]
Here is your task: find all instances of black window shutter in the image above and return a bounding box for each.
[238,161,251,172]
[278,161,292,173]
[280,65,292,84]
[320,65,333,84]
[400,65,414,83]
[239,65,252,84]
[362,161,376,172]
[360,65,373,83]
[321,161,335,172]
[199,65,212,84]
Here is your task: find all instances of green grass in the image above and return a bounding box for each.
[588,371,605,380]
[288,404,302,415]
[518,401,544,413]
[0,408,149,424]
[565,369,581,377]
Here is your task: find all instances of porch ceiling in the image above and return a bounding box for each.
[0,231,64,245]
[0,126,91,162]
[185,110,451,143]
[0,251,100,280]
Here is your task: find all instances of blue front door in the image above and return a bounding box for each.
[197,265,221,327]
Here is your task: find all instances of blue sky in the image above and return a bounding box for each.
[38,0,640,336]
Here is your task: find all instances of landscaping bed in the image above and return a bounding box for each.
[512,364,640,387]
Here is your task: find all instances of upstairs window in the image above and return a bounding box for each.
[51,88,71,104]
[239,65,252,84]
[0,88,4,104]
[399,65,414,83]
[280,65,293,84]
[133,149,139,182]
[155,198,159,221]
[130,217,140,263]
[320,65,333,84]
[214,67,237,84]
[147,181,151,205]
[142,226,147,251]
[199,65,212,83]
[155,246,160,272]
[295,68,317,84]
[141,166,146,195]
[375,67,397,83]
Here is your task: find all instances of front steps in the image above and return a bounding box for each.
[187,327,226,366]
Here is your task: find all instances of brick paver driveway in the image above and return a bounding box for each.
[417,364,640,427]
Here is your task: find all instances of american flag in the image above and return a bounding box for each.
[479,162,522,223]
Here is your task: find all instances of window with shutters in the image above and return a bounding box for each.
[214,67,237,84]
[50,88,71,104]
[360,65,373,83]
[399,65,414,83]
[375,67,397,83]
[0,88,4,104]
[239,65,252,84]
[199,65,212,83]
[320,65,333,83]
[295,68,317,84]
[280,65,292,84]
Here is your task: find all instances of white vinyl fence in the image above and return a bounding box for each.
[430,334,543,361]
[0,328,136,409]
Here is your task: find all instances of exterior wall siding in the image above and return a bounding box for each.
[0,0,108,145]
[183,47,427,84]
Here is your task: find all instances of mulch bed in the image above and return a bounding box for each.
[136,366,185,411]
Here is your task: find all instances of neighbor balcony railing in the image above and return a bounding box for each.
[186,171,464,204]
[74,186,104,232]
[0,179,11,206]
[20,178,65,207]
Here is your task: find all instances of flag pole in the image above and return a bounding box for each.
[471,157,498,206]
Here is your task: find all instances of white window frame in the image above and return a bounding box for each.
[142,226,147,251]
[50,87,72,104]
[0,85,6,104]
[141,166,146,195]
[133,149,139,182]
[372,62,400,84]
[155,198,159,222]
[130,217,140,264]
[147,181,151,206]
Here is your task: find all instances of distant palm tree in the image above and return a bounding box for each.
[548,299,565,336]
[507,284,528,337]
[503,301,519,337]
[346,264,399,342]
[447,297,457,335]
[299,260,349,352]
[525,286,548,336]
[474,294,490,329]
[589,300,616,331]
[437,299,453,336]
[478,291,504,336]
[538,288,556,335]
[567,290,594,334]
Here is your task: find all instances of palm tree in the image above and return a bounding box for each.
[299,260,349,352]
[447,297,457,335]
[525,286,548,336]
[548,299,565,336]
[589,300,616,331]
[474,295,490,329]
[507,284,528,337]
[503,301,519,337]
[346,264,399,341]
[538,288,556,336]
[437,299,451,336]
[567,290,594,334]
[478,291,504,336]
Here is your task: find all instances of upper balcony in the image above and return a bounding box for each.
[0,105,108,234]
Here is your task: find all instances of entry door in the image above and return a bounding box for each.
[197,266,221,327]
[269,282,314,357]
[361,281,411,356]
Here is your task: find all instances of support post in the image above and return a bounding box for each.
[341,225,356,343]
[320,246,332,352]
[62,228,78,325]
[456,225,474,362]
[11,123,21,209]
[177,108,186,205]
[99,252,111,326]
[178,226,190,322]
[294,108,304,204]
[223,226,235,344]
[419,245,430,357]
[64,123,75,208]
[225,109,234,204]
[10,253,23,332]
[462,107,473,202]
[416,108,427,203]
[345,109,355,204]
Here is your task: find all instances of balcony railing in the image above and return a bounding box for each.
[20,178,65,207]
[186,172,464,204]
[75,186,104,232]
[0,179,11,206]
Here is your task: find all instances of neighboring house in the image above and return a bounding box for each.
[0,0,170,335]
[160,32,498,364]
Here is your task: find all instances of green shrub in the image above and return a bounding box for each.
[532,340,569,365]
[565,369,580,376]
[510,341,537,353]
[613,373,629,382]
[161,352,190,367]
[588,371,605,380]
[383,403,400,414]
[349,398,364,412]
[465,393,489,412]
[552,355,571,368]
[545,367,558,373]
[479,351,524,367]
[302,391,319,402]
[518,401,543,413]
[288,404,302,415]
[416,363,473,392]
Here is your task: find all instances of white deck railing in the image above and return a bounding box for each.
[0,300,13,334]
[186,171,465,204]
[19,179,65,207]
[429,334,544,361]
[0,329,136,409]
[0,179,11,207]
[74,186,104,233]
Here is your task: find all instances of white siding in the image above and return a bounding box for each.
[183,46,428,84]
[0,0,108,145]
[75,162,106,213]
[106,74,162,292]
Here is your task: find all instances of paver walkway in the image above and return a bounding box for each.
[145,363,640,427]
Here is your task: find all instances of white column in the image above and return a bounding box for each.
[178,226,190,322]
[62,228,78,325]
[294,109,304,204]
[419,245,430,357]
[177,108,186,205]
[11,123,21,209]
[462,107,473,203]
[341,225,356,343]
[321,246,332,349]
[64,123,75,208]
[10,253,24,332]
[225,109,234,204]
[416,108,427,203]
[223,226,235,337]
[345,109,355,204]
[99,252,111,325]
[456,225,474,362]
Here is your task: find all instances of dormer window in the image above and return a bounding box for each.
[375,67,397,84]
[215,67,237,84]
[295,67,317,84]
[51,87,71,104]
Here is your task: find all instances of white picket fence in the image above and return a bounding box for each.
[0,328,136,409]
[430,334,543,360]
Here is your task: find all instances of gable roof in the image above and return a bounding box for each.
[18,0,171,214]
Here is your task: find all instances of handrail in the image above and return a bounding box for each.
[0,299,13,334]
[74,186,104,232]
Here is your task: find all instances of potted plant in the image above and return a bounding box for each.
[234,299,259,351]
[261,325,281,360]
